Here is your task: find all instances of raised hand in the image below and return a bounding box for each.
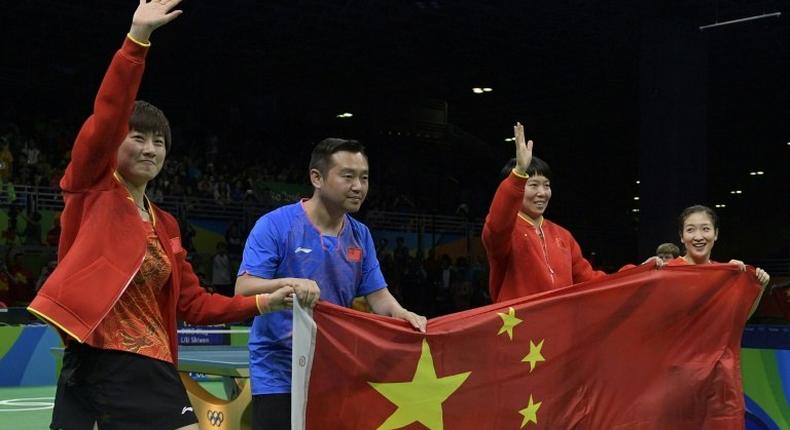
[513,122,533,176]
[129,0,184,43]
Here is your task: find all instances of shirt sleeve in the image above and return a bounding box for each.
[237,215,282,279]
[356,225,387,296]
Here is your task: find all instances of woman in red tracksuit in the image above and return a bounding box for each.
[483,122,606,303]
[665,204,770,317]
[27,2,295,429]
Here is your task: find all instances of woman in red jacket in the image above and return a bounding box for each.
[666,204,770,317]
[27,2,296,429]
[483,122,606,303]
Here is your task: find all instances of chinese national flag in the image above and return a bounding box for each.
[292,264,760,429]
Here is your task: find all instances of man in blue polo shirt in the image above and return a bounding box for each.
[235,138,427,430]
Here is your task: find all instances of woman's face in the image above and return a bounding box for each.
[116,129,166,187]
[680,211,718,264]
[521,175,552,219]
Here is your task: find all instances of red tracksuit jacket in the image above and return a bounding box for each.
[28,36,259,363]
[483,172,605,302]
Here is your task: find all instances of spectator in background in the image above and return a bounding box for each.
[376,237,389,258]
[1,180,16,204]
[656,242,680,263]
[211,242,233,297]
[2,225,18,246]
[429,254,456,315]
[0,139,13,182]
[225,220,244,255]
[7,250,32,303]
[394,236,409,266]
[35,260,58,293]
[21,208,43,246]
[469,255,491,308]
[655,242,680,263]
[46,212,60,248]
[22,139,40,167]
[180,216,196,254]
[0,257,12,305]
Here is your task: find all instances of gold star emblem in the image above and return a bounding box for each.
[521,339,545,372]
[369,339,471,430]
[519,395,542,428]
[497,306,523,340]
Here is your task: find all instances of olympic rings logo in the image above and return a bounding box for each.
[207,409,225,427]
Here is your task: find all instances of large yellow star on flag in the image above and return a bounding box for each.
[497,306,522,340]
[519,395,542,428]
[369,339,471,430]
[521,339,545,372]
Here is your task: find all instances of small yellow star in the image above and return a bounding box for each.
[497,307,522,340]
[521,339,545,372]
[369,339,471,430]
[519,395,542,428]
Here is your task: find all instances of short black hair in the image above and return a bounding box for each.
[678,205,719,234]
[129,100,172,152]
[499,156,553,180]
[308,138,367,176]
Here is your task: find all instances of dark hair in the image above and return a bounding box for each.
[678,205,719,233]
[499,156,553,180]
[655,242,680,257]
[129,100,172,152]
[308,138,367,176]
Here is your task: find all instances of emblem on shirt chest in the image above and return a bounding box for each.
[347,247,362,262]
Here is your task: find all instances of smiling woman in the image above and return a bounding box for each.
[667,204,771,318]
[114,102,170,206]
[25,2,294,430]
[482,122,607,303]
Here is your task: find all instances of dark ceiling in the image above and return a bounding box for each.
[2,0,789,262]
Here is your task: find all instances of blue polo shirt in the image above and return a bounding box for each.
[238,201,386,394]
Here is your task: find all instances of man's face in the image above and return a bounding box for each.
[521,175,552,219]
[657,252,675,263]
[116,129,166,186]
[314,151,369,213]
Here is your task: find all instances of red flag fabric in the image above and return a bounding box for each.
[293,264,760,429]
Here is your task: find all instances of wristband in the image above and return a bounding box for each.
[255,293,271,314]
[127,33,151,47]
[511,168,529,179]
